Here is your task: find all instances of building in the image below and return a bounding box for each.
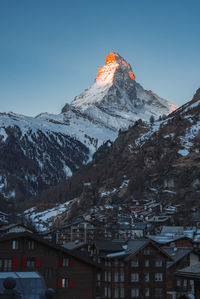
[92,239,172,299]
[176,263,200,299]
[162,245,199,299]
[0,232,100,299]
[0,223,35,235]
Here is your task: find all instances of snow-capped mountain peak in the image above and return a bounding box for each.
[96,51,135,86]
[0,51,179,202]
[66,52,178,131]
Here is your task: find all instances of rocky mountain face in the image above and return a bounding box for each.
[29,89,200,226]
[0,113,89,201]
[0,52,177,203]
[63,52,178,131]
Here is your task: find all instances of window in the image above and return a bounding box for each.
[12,240,19,250]
[131,258,139,267]
[176,279,181,286]
[114,272,119,282]
[145,288,150,297]
[25,257,40,268]
[97,273,101,281]
[108,287,111,298]
[28,240,35,250]
[120,270,124,282]
[155,288,162,297]
[27,257,35,267]
[105,287,108,297]
[183,279,187,287]
[44,267,52,278]
[61,278,69,288]
[120,261,124,267]
[131,273,139,282]
[114,287,119,298]
[145,259,149,267]
[0,259,12,271]
[144,272,149,282]
[108,271,111,282]
[45,250,53,256]
[60,257,73,267]
[155,273,163,281]
[63,258,69,267]
[131,288,139,297]
[105,271,107,281]
[59,278,73,288]
[114,259,119,267]
[120,287,125,298]
[155,259,162,267]
[143,248,150,255]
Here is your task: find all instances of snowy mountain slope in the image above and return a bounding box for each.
[29,89,200,227]
[0,111,116,200]
[0,52,178,203]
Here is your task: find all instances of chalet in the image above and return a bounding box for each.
[147,215,170,225]
[160,226,196,239]
[42,219,112,244]
[176,263,200,299]
[147,235,193,247]
[0,223,35,235]
[93,239,172,299]
[162,245,199,299]
[131,222,147,238]
[0,232,100,299]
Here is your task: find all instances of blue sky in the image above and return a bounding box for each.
[0,0,200,116]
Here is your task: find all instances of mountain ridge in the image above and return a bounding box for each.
[26,88,200,228]
[0,52,178,203]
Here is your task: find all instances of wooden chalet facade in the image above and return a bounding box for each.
[93,239,172,299]
[0,232,99,299]
[163,246,199,299]
[176,263,200,299]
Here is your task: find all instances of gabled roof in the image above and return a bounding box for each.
[0,232,101,269]
[62,241,87,250]
[162,246,193,268]
[147,234,190,244]
[161,226,196,237]
[124,239,149,259]
[124,239,172,261]
[94,240,126,252]
[0,223,34,233]
[133,223,147,230]
[175,263,200,280]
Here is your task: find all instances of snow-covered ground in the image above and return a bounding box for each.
[24,200,74,231]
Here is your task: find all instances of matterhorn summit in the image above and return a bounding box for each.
[62,52,178,131]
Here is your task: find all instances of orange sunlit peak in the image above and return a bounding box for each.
[96,52,135,86]
[105,52,118,65]
[96,52,120,86]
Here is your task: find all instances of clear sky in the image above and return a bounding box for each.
[0,0,200,117]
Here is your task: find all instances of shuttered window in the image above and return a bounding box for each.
[58,278,74,288]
